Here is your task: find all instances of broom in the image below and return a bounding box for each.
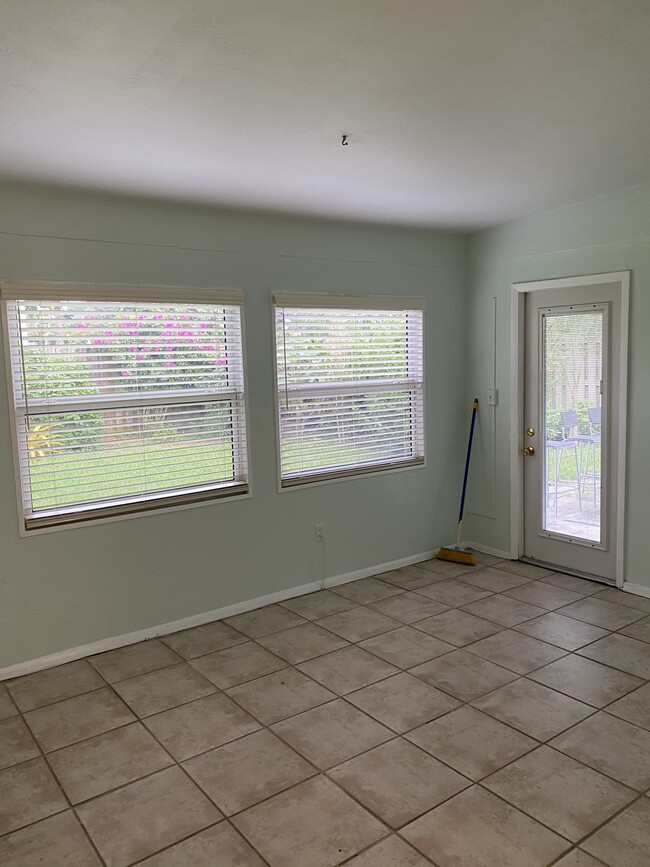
[437,398,479,565]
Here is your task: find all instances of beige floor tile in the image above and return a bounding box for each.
[113,663,216,717]
[183,729,315,815]
[257,622,348,663]
[360,626,454,669]
[401,785,569,867]
[461,594,547,627]
[271,699,394,770]
[368,592,448,624]
[470,551,506,566]
[77,766,221,867]
[414,608,502,646]
[581,798,650,867]
[144,692,261,761]
[577,634,650,679]
[505,581,584,609]
[484,745,635,842]
[406,706,536,781]
[620,615,650,643]
[329,738,468,829]
[226,667,335,724]
[606,683,650,730]
[190,640,287,688]
[0,686,17,720]
[467,629,567,674]
[48,722,172,803]
[415,579,492,607]
[346,672,460,733]
[297,645,398,694]
[331,576,403,604]
[554,852,608,867]
[377,565,444,590]
[410,649,517,702]
[344,835,432,866]
[417,558,478,578]
[24,687,135,752]
[138,822,266,866]
[0,810,102,867]
[461,566,531,593]
[528,654,644,707]
[514,612,609,650]
[560,598,645,630]
[593,587,650,613]
[233,775,386,867]
[0,758,67,835]
[496,561,555,580]
[317,607,401,642]
[160,620,247,659]
[224,604,307,638]
[6,660,105,712]
[542,573,604,595]
[0,717,39,770]
[550,712,650,790]
[280,589,358,619]
[89,640,182,683]
[473,678,594,741]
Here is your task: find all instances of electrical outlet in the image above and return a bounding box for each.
[314,523,325,541]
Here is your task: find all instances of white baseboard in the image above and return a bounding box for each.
[622,581,650,599]
[324,549,436,589]
[461,541,514,560]
[0,549,436,681]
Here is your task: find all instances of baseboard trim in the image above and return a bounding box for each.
[622,581,650,599]
[0,549,436,681]
[324,549,436,589]
[461,541,513,560]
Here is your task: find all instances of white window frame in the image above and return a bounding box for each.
[273,293,426,489]
[1,282,251,533]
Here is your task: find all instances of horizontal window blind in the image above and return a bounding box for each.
[2,293,248,529]
[275,300,425,486]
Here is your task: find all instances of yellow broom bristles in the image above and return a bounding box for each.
[436,547,476,566]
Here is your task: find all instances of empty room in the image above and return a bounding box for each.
[0,2,649,865]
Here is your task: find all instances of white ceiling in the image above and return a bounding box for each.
[1,0,650,230]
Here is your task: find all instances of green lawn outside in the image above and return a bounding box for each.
[29,441,235,510]
[281,439,409,474]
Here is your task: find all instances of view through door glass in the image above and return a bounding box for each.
[542,309,603,543]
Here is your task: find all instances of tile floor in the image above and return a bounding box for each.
[1,555,649,866]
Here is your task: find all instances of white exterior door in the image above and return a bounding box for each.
[521,275,627,584]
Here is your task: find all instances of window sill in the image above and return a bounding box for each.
[20,483,251,536]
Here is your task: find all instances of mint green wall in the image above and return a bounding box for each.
[0,183,468,667]
[465,181,650,589]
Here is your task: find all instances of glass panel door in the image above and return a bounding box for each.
[542,308,604,543]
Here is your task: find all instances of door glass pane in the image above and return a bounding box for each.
[542,310,603,542]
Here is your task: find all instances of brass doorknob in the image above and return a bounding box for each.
[523,446,535,456]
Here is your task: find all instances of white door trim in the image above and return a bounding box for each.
[510,271,629,586]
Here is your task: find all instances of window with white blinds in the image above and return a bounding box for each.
[274,295,425,486]
[1,285,248,530]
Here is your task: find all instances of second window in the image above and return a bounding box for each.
[274,295,425,486]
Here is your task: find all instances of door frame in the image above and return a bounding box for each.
[510,271,629,587]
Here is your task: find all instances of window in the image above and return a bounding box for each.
[1,285,248,530]
[274,294,425,486]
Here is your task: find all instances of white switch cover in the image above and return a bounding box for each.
[487,388,498,406]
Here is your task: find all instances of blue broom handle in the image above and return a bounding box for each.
[458,399,479,524]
